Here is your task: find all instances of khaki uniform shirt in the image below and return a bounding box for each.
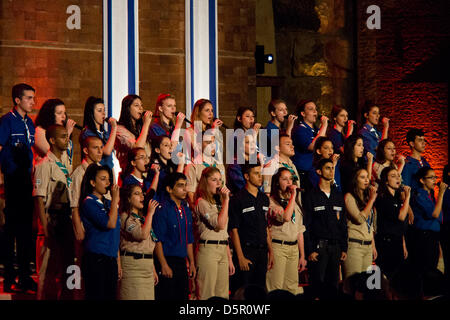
[184,162,226,194]
[195,198,229,241]
[269,198,305,242]
[345,193,375,241]
[69,159,89,208]
[33,151,72,211]
[263,156,302,206]
[120,212,155,254]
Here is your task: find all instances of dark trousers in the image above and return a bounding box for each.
[155,256,189,301]
[231,244,268,297]
[308,241,341,299]
[440,223,450,290]
[375,233,405,279]
[3,171,34,282]
[410,229,440,275]
[82,252,118,300]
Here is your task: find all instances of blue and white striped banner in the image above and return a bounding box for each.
[103,0,139,120]
[185,0,218,119]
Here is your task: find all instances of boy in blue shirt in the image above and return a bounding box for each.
[0,83,37,293]
[152,172,195,300]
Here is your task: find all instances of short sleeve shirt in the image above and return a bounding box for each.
[268,198,305,242]
[228,188,270,247]
[292,122,316,172]
[195,199,229,241]
[120,212,156,254]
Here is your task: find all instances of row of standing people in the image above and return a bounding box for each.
[1,83,449,300]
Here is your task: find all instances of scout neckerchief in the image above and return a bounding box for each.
[11,109,32,145]
[131,212,158,240]
[203,162,216,168]
[366,208,374,234]
[55,159,72,187]
[281,162,299,183]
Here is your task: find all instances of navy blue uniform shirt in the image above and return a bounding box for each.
[152,197,194,258]
[81,194,120,257]
[0,108,35,174]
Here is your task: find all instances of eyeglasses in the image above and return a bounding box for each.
[424,176,437,180]
[134,155,149,161]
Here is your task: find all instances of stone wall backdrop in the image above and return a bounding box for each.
[0,0,256,163]
[357,0,450,177]
[274,0,356,117]
[139,0,186,114]
[218,0,256,127]
[0,0,103,168]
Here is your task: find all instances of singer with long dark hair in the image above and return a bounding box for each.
[120,147,152,193]
[372,139,405,185]
[327,104,355,155]
[266,168,306,295]
[146,135,184,202]
[410,166,447,275]
[80,96,117,170]
[34,98,76,166]
[119,184,159,300]
[343,168,377,281]
[340,134,373,194]
[115,94,153,172]
[194,167,235,300]
[79,164,120,300]
[374,167,410,279]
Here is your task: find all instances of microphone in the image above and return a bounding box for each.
[63,119,84,131]
[213,117,229,129]
[153,112,193,125]
[175,111,192,125]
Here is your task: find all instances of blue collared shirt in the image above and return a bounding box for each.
[122,174,151,194]
[152,197,194,258]
[328,127,345,154]
[81,194,120,257]
[80,126,113,169]
[358,123,381,156]
[0,108,35,174]
[226,160,246,195]
[411,188,442,232]
[149,122,173,141]
[292,121,317,172]
[401,156,430,191]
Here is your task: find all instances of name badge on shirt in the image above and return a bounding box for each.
[314,206,325,212]
[242,206,255,214]
[333,206,342,212]
[262,206,269,211]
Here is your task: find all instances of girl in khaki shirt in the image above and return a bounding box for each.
[194,167,235,300]
[119,184,159,300]
[266,168,306,295]
[343,168,378,280]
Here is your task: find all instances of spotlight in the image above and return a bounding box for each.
[255,45,274,74]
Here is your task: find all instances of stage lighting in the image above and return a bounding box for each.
[255,45,274,74]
